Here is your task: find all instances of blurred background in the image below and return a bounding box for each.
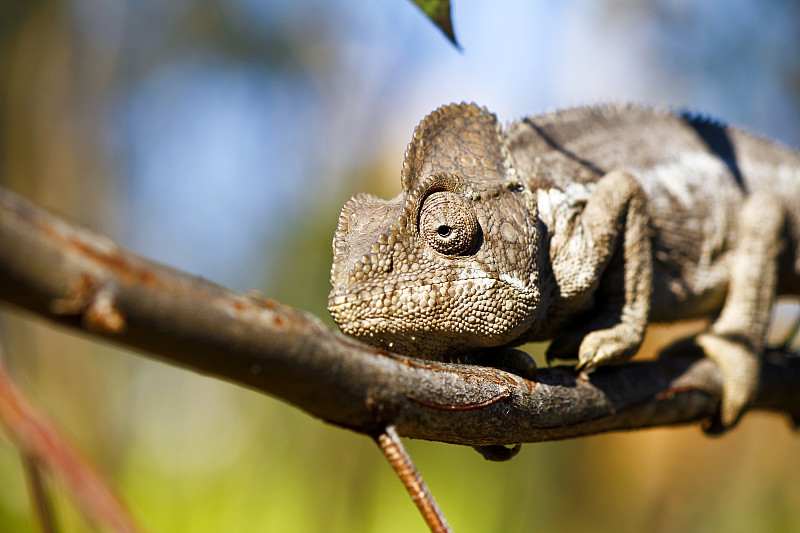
[1,0,800,531]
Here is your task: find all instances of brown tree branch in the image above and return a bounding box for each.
[1,185,799,446]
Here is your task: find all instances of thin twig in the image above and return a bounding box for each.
[375,425,452,533]
[22,454,58,533]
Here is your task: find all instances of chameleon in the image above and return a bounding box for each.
[328,102,800,431]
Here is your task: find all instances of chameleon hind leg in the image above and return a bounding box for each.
[696,192,784,431]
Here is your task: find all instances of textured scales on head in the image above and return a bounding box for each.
[329,103,544,359]
[401,102,512,190]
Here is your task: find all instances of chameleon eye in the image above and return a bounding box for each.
[419,191,479,256]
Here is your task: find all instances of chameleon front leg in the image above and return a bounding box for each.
[546,170,653,370]
[696,192,784,431]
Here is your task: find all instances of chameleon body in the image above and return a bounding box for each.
[328,103,800,429]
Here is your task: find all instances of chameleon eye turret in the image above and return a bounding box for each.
[419,191,480,256]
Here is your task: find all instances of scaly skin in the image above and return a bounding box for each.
[329,103,800,430]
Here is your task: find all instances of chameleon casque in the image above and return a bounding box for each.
[328,103,800,431]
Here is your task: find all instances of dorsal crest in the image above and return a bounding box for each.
[401,103,508,191]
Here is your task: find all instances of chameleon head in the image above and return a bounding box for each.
[328,103,544,359]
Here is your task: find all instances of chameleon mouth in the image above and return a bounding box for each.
[328,274,497,315]
[328,272,539,360]
[329,276,521,330]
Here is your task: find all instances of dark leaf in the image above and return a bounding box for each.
[411,0,459,49]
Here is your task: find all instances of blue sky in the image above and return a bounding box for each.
[107,0,800,290]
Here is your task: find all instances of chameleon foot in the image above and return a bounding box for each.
[695,332,759,433]
[660,332,759,433]
[575,323,643,371]
[473,444,522,462]
[471,348,538,380]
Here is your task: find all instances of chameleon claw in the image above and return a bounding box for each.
[575,353,595,372]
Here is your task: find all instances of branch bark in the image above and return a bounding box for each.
[1,185,798,446]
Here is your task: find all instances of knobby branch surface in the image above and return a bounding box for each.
[1,185,799,446]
